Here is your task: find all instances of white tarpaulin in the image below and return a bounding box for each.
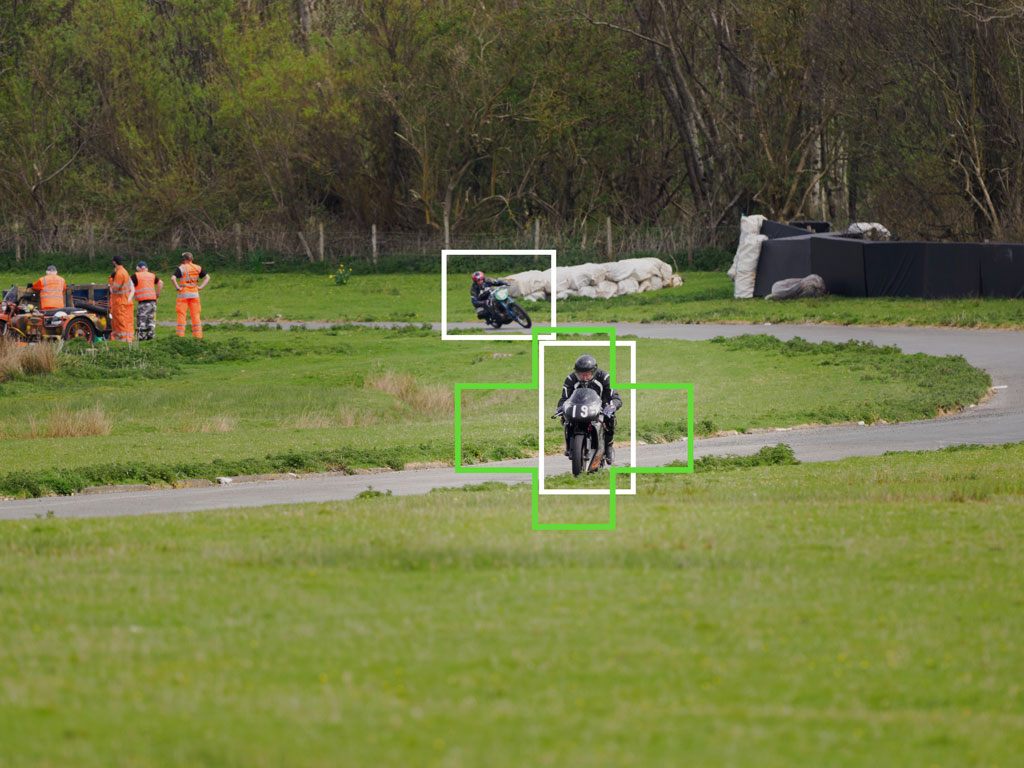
[504,256,678,300]
[503,269,547,298]
[606,257,664,283]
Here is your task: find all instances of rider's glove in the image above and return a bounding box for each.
[551,407,564,419]
[603,405,616,417]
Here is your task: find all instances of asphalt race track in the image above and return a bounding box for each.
[2,323,1021,521]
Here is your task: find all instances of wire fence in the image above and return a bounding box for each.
[0,220,707,270]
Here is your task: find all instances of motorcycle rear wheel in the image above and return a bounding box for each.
[570,433,585,476]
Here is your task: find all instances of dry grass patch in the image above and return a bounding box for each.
[170,413,237,433]
[365,371,453,415]
[286,408,377,428]
[0,338,61,381]
[200,415,236,433]
[12,406,112,439]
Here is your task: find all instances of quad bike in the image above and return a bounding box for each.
[553,387,607,476]
[481,285,532,329]
[0,284,112,343]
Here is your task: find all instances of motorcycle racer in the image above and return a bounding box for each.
[554,354,622,465]
[470,271,510,320]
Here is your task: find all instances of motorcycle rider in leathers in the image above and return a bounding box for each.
[554,354,622,465]
[470,271,510,321]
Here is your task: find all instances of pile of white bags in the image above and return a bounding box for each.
[503,258,682,301]
[727,214,766,299]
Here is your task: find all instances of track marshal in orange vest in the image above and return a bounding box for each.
[132,261,163,341]
[108,255,135,343]
[171,252,209,339]
[31,266,66,311]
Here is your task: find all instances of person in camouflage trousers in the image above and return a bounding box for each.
[132,261,163,341]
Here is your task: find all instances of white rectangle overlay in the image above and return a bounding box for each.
[538,340,636,496]
[441,250,557,341]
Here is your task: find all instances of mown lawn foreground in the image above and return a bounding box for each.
[1,443,1022,766]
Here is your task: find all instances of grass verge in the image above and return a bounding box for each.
[1,442,1022,766]
[7,269,1020,327]
[0,327,989,498]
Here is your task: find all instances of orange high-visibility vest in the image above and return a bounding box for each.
[134,271,157,301]
[109,266,133,304]
[177,263,202,299]
[34,274,66,310]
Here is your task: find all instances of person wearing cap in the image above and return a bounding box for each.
[31,265,66,311]
[171,251,208,339]
[132,261,163,341]
[108,255,135,343]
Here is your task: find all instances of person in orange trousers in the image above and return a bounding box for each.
[108,255,135,343]
[31,265,66,310]
[171,251,209,338]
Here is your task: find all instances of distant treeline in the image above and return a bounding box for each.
[3,0,1024,248]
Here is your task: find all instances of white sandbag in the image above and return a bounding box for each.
[638,278,652,292]
[648,275,664,291]
[732,234,767,298]
[729,215,767,278]
[524,291,547,302]
[668,274,683,288]
[578,285,597,298]
[658,262,672,280]
[605,257,666,283]
[616,278,641,295]
[595,280,618,299]
[739,214,766,237]
[562,264,602,291]
[502,269,546,299]
[734,270,756,300]
[847,222,893,241]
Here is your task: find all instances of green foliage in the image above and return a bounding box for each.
[690,443,799,472]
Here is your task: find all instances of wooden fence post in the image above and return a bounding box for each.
[317,221,325,262]
[443,207,451,251]
[235,222,242,262]
[605,216,613,262]
[371,223,378,266]
[14,222,21,262]
[88,223,95,263]
[534,217,540,253]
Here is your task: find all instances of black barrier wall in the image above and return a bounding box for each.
[754,235,812,296]
[981,244,1024,298]
[754,221,1024,299]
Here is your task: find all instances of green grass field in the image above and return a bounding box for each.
[2,443,1022,766]
[5,269,1021,327]
[0,327,988,497]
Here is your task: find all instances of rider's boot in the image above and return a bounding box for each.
[604,443,615,465]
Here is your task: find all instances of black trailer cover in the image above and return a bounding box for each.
[922,243,980,298]
[864,242,927,297]
[810,236,866,297]
[981,244,1024,298]
[754,235,813,296]
[760,220,813,240]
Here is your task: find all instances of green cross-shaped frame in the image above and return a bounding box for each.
[453,326,695,531]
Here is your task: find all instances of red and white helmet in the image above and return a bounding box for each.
[472,271,485,284]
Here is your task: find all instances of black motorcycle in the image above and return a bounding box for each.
[482,284,532,329]
[553,388,607,476]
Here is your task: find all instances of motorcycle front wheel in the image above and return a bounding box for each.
[570,433,585,476]
[510,303,532,329]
